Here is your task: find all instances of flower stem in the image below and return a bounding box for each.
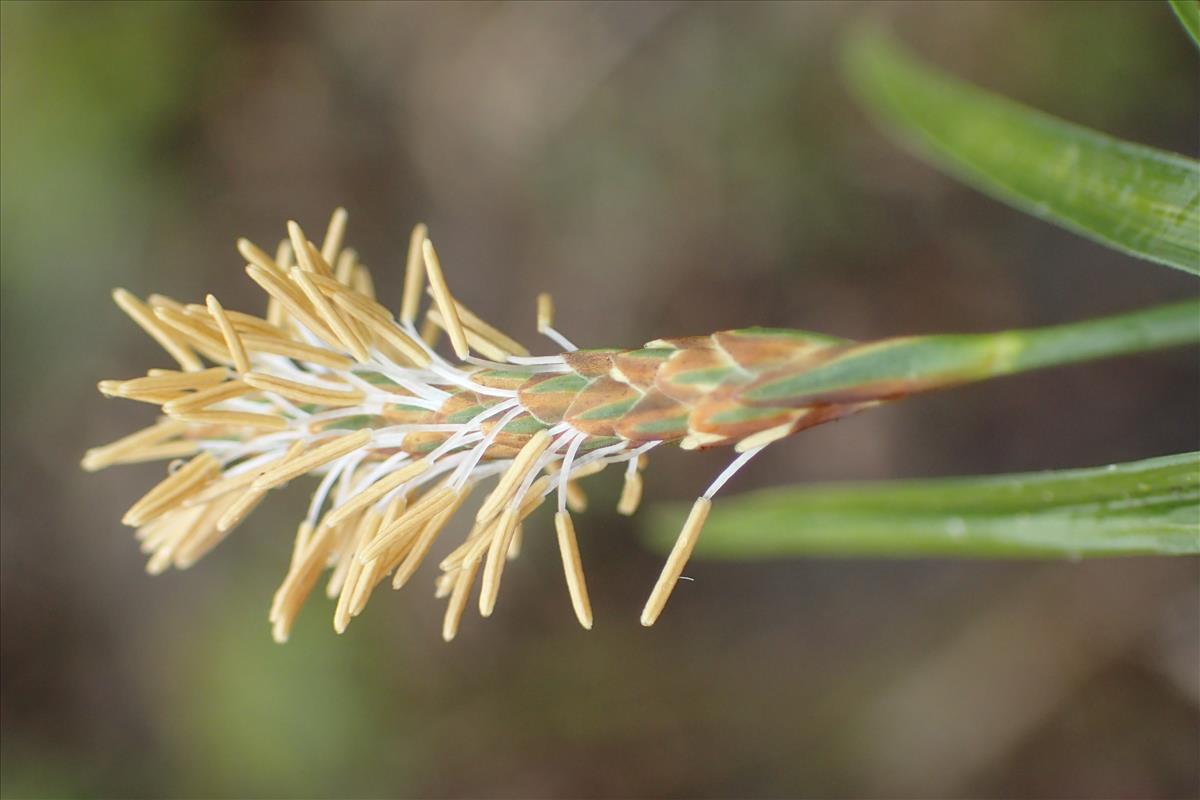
[745,300,1199,407]
[1005,299,1199,373]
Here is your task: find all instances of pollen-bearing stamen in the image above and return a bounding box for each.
[85,208,891,642]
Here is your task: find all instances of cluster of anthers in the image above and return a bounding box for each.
[84,209,873,642]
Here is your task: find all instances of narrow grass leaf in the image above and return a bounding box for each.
[1170,0,1200,49]
[644,453,1200,559]
[843,25,1200,275]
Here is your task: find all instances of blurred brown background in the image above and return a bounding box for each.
[2,2,1197,798]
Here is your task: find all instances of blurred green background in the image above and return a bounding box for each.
[2,2,1197,798]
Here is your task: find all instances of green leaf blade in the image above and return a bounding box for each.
[643,453,1200,559]
[1170,0,1200,48]
[843,25,1200,275]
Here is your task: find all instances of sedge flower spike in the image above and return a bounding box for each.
[83,209,940,642]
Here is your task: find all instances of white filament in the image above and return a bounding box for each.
[540,326,577,352]
[556,430,588,512]
[704,445,765,499]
